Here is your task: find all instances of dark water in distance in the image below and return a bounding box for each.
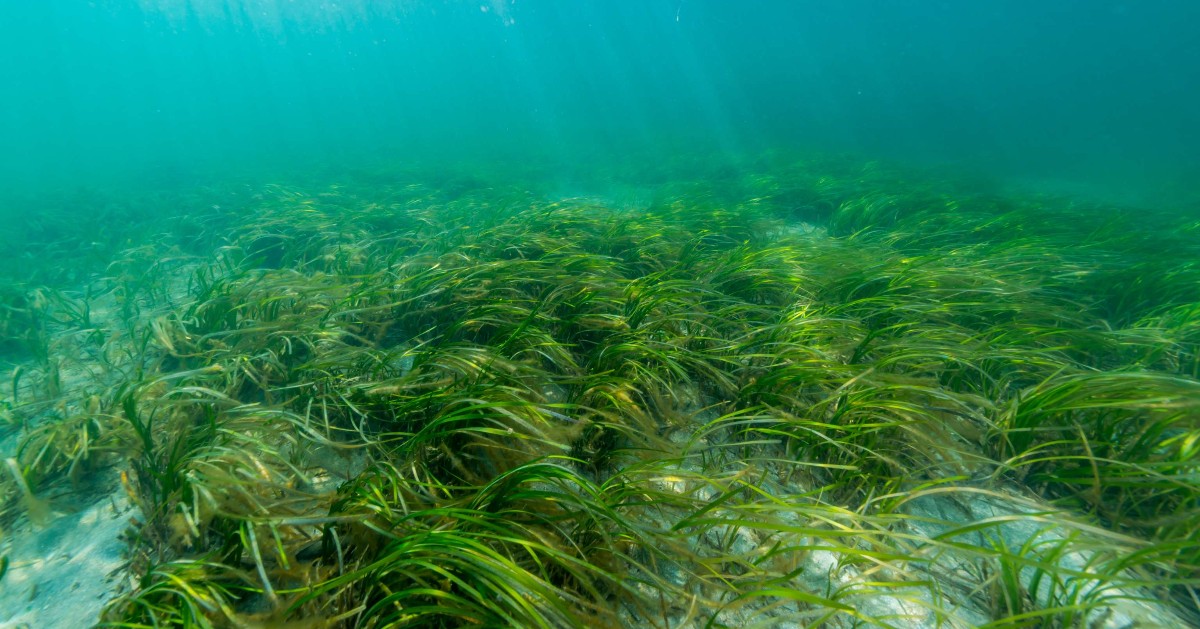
[2,0,1198,204]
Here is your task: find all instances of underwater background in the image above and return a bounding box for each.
[3,2,1200,628]
[2,0,1198,202]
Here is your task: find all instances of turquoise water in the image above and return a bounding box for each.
[2,1,1198,202]
[4,4,1200,626]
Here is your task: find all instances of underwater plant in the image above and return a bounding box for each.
[0,155,1196,628]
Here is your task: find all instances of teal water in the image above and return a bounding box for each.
[1,1,1198,202]
[4,4,1200,626]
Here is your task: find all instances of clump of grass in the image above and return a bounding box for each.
[0,155,1195,627]
[0,284,37,360]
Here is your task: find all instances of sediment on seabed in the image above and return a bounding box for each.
[1,156,1198,628]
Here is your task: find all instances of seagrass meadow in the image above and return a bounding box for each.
[0,154,1197,627]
